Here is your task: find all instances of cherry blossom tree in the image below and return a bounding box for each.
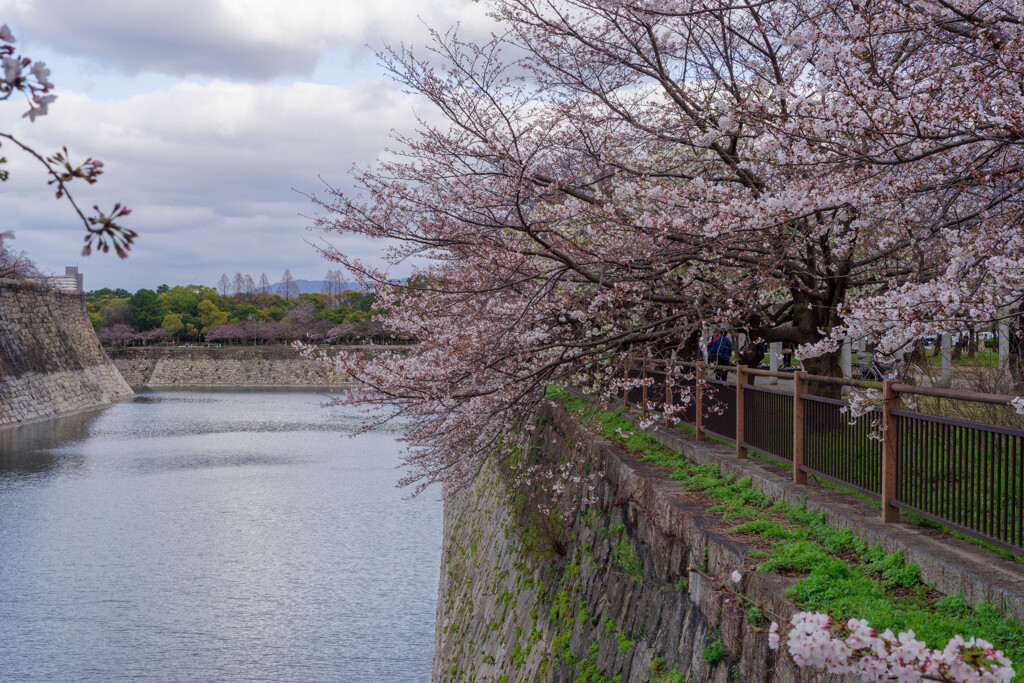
[0,245,39,280]
[308,0,1024,493]
[1,24,134,257]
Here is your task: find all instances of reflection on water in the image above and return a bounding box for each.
[0,409,98,476]
[0,390,441,682]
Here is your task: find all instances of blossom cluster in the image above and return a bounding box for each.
[308,0,1024,491]
[0,23,55,120]
[1,22,134,257]
[770,612,1015,683]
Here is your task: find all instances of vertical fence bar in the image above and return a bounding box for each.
[793,371,808,485]
[882,380,901,523]
[735,365,747,458]
[696,362,705,441]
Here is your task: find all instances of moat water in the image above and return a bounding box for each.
[0,390,442,682]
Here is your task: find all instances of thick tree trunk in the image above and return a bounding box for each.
[801,351,844,399]
[908,339,927,363]
[738,339,765,368]
[679,329,703,362]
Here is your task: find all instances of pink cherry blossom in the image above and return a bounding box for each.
[771,613,1015,683]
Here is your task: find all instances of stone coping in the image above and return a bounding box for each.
[0,277,83,296]
[608,400,1024,623]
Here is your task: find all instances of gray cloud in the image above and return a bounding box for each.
[0,0,494,80]
[3,78,429,289]
[0,0,496,289]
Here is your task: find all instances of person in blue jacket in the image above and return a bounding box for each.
[707,332,733,380]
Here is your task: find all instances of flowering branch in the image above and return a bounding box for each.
[0,23,133,257]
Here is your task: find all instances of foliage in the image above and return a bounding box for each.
[125,288,165,332]
[702,637,728,666]
[307,0,1024,492]
[85,281,389,346]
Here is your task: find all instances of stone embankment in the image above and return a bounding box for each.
[106,346,359,388]
[0,279,133,428]
[434,404,788,682]
[434,400,1024,682]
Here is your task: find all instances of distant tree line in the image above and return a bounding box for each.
[89,270,411,347]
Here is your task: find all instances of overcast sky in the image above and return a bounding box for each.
[0,0,493,290]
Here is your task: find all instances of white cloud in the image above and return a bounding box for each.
[0,0,494,79]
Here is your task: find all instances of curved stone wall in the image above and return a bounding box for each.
[0,279,133,428]
[106,346,357,388]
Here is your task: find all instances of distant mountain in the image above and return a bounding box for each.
[270,279,362,294]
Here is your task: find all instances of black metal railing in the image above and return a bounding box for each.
[703,379,736,442]
[742,385,793,465]
[893,410,1024,553]
[611,362,1024,553]
[802,395,882,498]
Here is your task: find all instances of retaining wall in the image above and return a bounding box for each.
[106,346,356,388]
[434,404,806,683]
[0,279,133,428]
[435,397,1024,681]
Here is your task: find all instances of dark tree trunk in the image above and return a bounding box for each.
[908,339,927,363]
[679,329,702,362]
[738,338,765,368]
[801,351,844,399]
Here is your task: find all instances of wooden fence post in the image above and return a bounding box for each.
[793,371,808,485]
[735,365,748,458]
[881,380,901,523]
[696,362,705,441]
[641,359,649,420]
[665,365,674,428]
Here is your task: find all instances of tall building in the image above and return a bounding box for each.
[44,266,84,292]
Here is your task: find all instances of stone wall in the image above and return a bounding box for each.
[434,404,803,683]
[0,279,133,428]
[106,346,357,388]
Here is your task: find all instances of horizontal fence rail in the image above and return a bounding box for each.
[610,361,1024,554]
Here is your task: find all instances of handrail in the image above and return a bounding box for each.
[891,383,1017,406]
[608,359,1024,553]
[745,367,795,379]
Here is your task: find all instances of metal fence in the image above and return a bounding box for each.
[742,385,793,465]
[613,362,1024,554]
[893,410,1024,553]
[703,380,736,442]
[802,395,881,498]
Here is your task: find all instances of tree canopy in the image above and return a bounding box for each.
[310,0,1024,492]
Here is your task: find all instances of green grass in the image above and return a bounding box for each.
[702,636,728,666]
[545,385,1024,679]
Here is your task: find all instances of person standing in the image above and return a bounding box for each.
[707,332,733,380]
